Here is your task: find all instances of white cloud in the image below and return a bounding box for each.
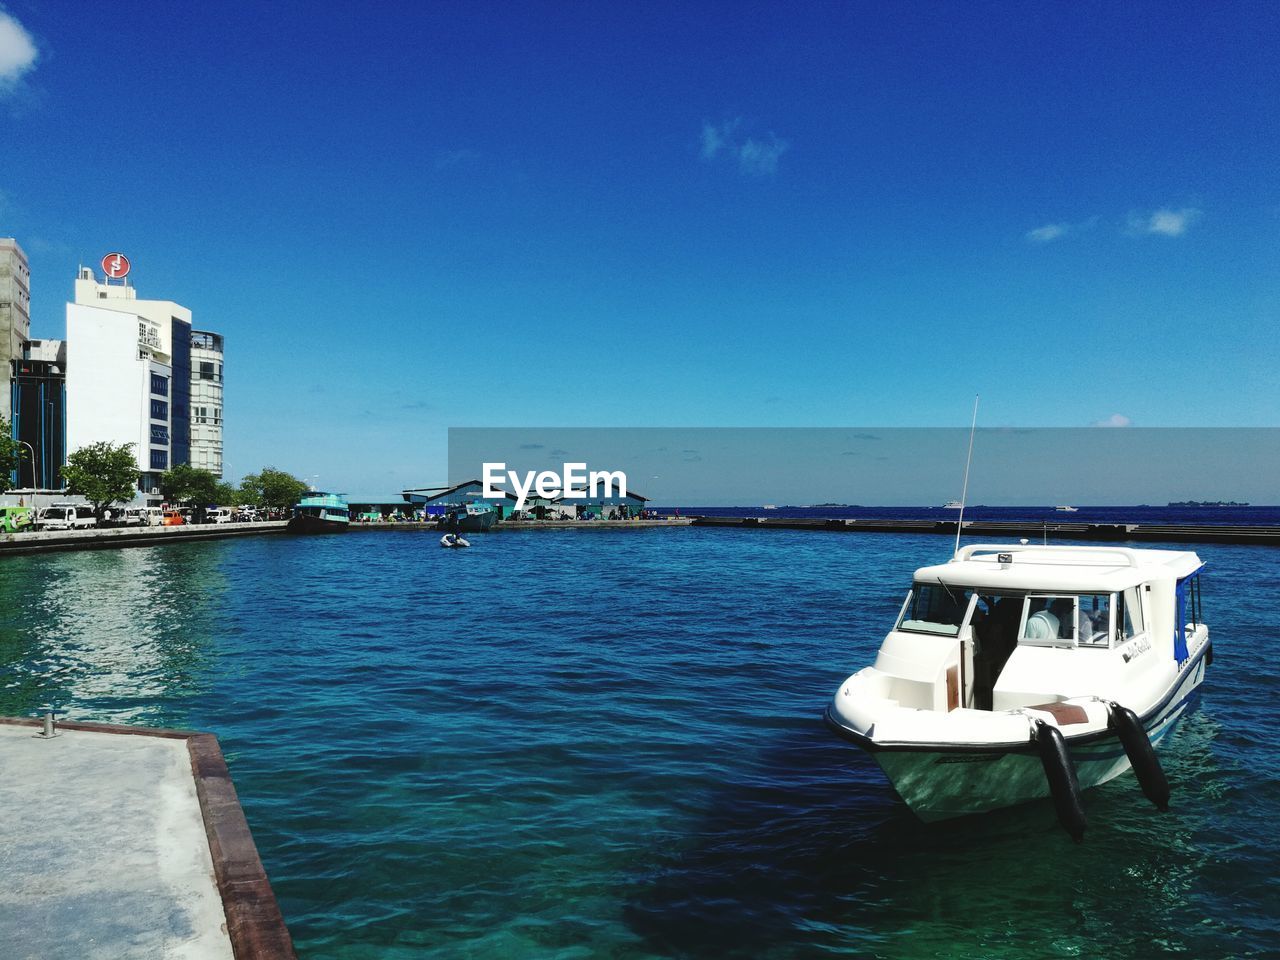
[699,118,787,176]
[1026,222,1068,244]
[700,121,729,160]
[1129,206,1201,237]
[1091,413,1132,428]
[0,9,38,93]
[739,135,789,176]
[1025,215,1098,244]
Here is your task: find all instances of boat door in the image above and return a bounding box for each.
[950,594,981,711]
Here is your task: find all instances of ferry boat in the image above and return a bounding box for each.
[943,500,963,509]
[287,492,350,533]
[825,543,1210,839]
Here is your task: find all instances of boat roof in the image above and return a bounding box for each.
[918,543,1203,592]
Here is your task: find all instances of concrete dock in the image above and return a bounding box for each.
[690,515,1280,545]
[0,717,294,960]
[0,520,290,556]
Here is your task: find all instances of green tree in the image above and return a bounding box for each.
[63,441,139,519]
[213,480,240,506]
[240,467,309,509]
[235,477,262,507]
[159,463,222,522]
[0,417,20,484]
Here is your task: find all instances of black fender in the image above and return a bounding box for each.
[1034,719,1086,843]
[1108,701,1171,812]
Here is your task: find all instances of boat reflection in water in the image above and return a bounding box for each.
[287,492,350,534]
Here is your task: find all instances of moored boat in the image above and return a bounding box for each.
[442,503,498,532]
[825,543,1211,838]
[287,492,350,533]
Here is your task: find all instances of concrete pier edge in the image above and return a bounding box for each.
[0,716,297,960]
[0,520,290,555]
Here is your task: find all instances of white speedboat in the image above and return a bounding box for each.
[440,533,470,548]
[943,500,963,509]
[825,543,1211,840]
[1056,505,1079,512]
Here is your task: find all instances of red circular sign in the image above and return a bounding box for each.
[102,252,130,279]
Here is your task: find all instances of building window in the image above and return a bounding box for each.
[199,361,217,381]
[151,424,169,444]
[150,449,168,470]
[151,399,168,420]
[151,373,169,396]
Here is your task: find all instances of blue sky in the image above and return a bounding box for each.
[2,2,1278,495]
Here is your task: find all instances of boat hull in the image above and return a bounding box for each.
[287,514,349,534]
[443,510,497,532]
[827,644,1209,821]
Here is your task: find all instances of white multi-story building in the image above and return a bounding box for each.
[190,330,224,476]
[66,267,194,504]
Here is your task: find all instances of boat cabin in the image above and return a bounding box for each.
[873,544,1205,714]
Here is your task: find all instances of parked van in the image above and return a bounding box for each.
[120,506,160,526]
[206,508,233,524]
[162,510,185,526]
[36,504,96,531]
[0,505,34,533]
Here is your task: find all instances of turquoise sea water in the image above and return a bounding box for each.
[1,528,1277,958]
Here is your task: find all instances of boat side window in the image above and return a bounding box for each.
[897,583,973,636]
[1020,595,1077,646]
[1121,585,1145,639]
[1077,593,1112,647]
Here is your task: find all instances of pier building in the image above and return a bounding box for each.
[190,330,224,476]
[0,237,31,426]
[402,480,520,517]
[401,481,650,520]
[555,488,650,519]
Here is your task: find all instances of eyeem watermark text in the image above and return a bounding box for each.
[482,463,627,510]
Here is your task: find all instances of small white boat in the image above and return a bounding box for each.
[439,533,470,548]
[826,543,1211,839]
[1056,505,1079,512]
[943,500,963,509]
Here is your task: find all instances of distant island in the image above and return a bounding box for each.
[1167,500,1250,508]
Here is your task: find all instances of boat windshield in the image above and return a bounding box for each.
[897,583,973,636]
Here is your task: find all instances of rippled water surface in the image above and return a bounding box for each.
[1,528,1277,958]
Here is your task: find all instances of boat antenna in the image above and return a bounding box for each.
[954,394,979,557]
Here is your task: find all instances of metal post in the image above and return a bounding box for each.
[33,707,61,739]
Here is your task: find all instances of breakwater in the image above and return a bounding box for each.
[690,515,1280,545]
[0,520,289,555]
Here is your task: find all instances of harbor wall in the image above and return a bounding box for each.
[0,520,289,555]
[5,515,1278,554]
[689,516,1280,546]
